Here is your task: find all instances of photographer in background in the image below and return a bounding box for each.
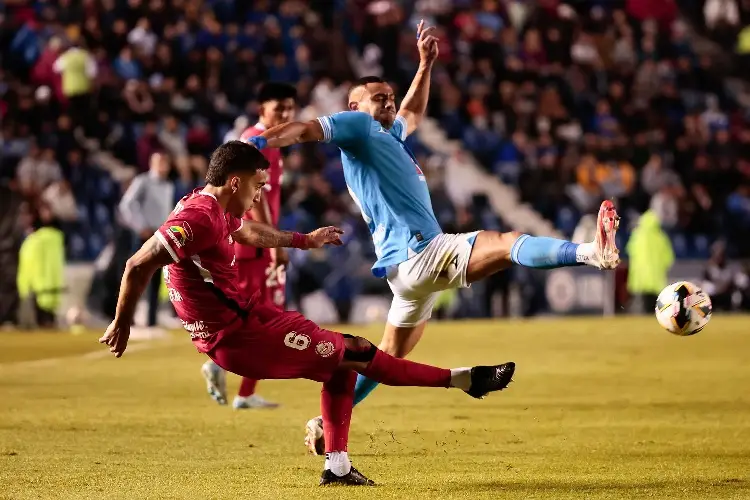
[117,152,174,328]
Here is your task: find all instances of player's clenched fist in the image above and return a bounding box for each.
[99,321,131,358]
[306,226,344,248]
[416,19,439,64]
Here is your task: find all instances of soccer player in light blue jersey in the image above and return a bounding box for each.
[246,21,620,456]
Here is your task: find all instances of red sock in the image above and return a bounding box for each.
[359,349,451,388]
[238,378,258,398]
[321,370,357,453]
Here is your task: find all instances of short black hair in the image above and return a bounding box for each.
[205,141,269,185]
[257,82,297,104]
[348,76,386,101]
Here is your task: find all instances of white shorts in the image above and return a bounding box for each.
[386,232,480,327]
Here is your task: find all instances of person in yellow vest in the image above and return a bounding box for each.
[53,39,97,133]
[17,206,66,328]
[626,210,674,312]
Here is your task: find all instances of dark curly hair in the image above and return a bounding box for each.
[205,141,269,186]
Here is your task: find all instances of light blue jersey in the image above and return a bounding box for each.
[317,111,442,277]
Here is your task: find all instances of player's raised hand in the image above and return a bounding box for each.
[99,320,131,358]
[306,226,344,248]
[416,19,439,64]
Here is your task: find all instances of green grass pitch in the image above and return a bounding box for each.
[1,316,750,500]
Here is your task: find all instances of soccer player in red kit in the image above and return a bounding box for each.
[99,141,515,486]
[201,83,297,410]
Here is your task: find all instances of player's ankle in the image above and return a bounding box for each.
[576,242,596,266]
[324,451,351,477]
[449,367,472,391]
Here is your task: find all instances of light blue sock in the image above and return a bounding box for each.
[353,374,380,406]
[510,235,583,269]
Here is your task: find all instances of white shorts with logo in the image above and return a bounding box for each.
[385,232,480,327]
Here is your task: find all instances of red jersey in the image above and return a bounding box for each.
[237,124,282,260]
[155,188,251,353]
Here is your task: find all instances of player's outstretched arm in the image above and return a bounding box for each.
[245,120,324,150]
[99,236,174,357]
[234,221,344,249]
[398,20,439,136]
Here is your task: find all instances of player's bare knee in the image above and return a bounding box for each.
[342,334,377,362]
[500,231,523,258]
[480,230,522,260]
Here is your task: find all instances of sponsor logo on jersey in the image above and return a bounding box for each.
[316,341,336,358]
[183,320,208,339]
[168,222,193,248]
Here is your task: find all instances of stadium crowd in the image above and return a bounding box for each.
[2,0,750,324]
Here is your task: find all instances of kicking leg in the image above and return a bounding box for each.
[339,335,514,399]
[352,320,428,406]
[466,200,620,282]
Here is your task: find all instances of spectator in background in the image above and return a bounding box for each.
[127,18,158,58]
[223,116,250,143]
[158,114,193,189]
[136,121,161,171]
[53,39,97,132]
[16,145,63,196]
[641,154,682,196]
[17,205,65,329]
[118,152,174,329]
[41,180,78,223]
[704,0,741,50]
[702,241,737,310]
[626,210,675,312]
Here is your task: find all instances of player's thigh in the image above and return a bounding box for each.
[389,232,480,295]
[466,230,523,284]
[209,305,345,382]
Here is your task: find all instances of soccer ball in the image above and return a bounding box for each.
[655,281,712,336]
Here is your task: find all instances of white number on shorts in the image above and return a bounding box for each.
[284,331,310,350]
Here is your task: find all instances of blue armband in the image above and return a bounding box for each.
[245,136,267,150]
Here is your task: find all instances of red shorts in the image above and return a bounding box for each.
[237,252,286,309]
[207,302,345,383]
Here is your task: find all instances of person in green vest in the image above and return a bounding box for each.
[53,38,97,133]
[17,206,66,328]
[626,210,674,312]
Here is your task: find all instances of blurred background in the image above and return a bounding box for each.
[2,0,750,330]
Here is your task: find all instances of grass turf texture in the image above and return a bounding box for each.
[1,316,749,500]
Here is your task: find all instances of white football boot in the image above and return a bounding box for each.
[200,360,227,405]
[232,394,280,409]
[304,416,325,455]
